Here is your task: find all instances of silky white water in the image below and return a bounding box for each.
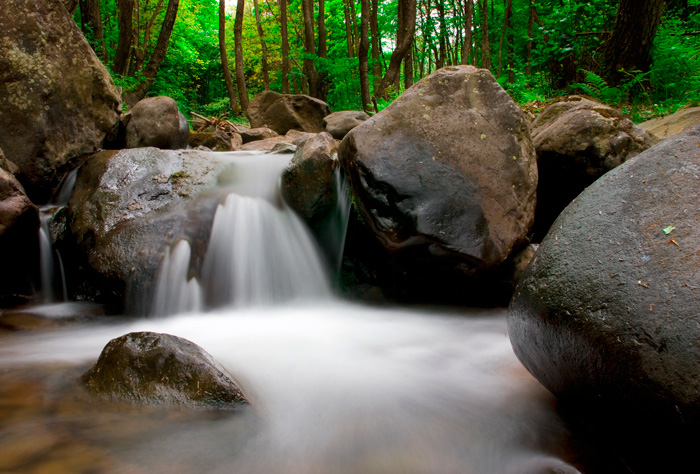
[0,151,603,473]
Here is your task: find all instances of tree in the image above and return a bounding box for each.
[359,0,371,111]
[279,0,291,93]
[301,0,318,97]
[234,0,249,111]
[602,0,666,85]
[461,0,474,65]
[79,0,107,62]
[316,0,329,99]
[124,0,180,106]
[220,0,239,114]
[253,0,271,90]
[480,0,490,70]
[370,0,382,85]
[373,0,417,101]
[112,0,134,76]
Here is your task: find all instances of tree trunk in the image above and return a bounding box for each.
[506,0,513,84]
[113,0,133,76]
[404,44,413,88]
[220,0,239,114]
[253,0,270,90]
[123,0,179,107]
[316,0,329,100]
[63,0,79,15]
[343,0,355,57]
[437,0,447,69]
[350,0,360,57]
[79,0,107,62]
[301,0,318,97]
[370,0,382,86]
[602,0,666,85]
[497,0,505,77]
[480,0,491,70]
[359,0,371,112]
[280,0,291,93]
[525,0,535,75]
[234,0,249,111]
[460,0,474,65]
[374,0,416,101]
[134,0,165,74]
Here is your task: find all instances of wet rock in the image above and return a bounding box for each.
[0,0,122,202]
[237,130,316,153]
[339,66,537,282]
[639,106,700,140]
[66,148,227,311]
[508,124,700,471]
[323,111,370,139]
[125,97,189,150]
[281,132,339,224]
[246,91,330,135]
[238,126,279,144]
[82,331,248,408]
[189,129,242,151]
[0,166,40,305]
[531,96,658,238]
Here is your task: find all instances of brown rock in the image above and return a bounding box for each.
[531,95,658,238]
[323,110,370,139]
[189,129,242,151]
[0,0,121,201]
[236,130,317,152]
[246,91,330,135]
[82,331,249,408]
[125,97,189,150]
[239,126,279,144]
[339,65,537,277]
[639,106,700,140]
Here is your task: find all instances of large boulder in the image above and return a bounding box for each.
[65,148,228,311]
[323,110,370,139]
[125,97,189,150]
[238,126,279,144]
[236,130,316,153]
[339,66,537,282]
[246,91,330,135]
[189,129,242,151]
[531,96,658,238]
[0,164,40,305]
[0,0,121,201]
[82,331,248,408]
[508,124,700,471]
[639,106,700,140]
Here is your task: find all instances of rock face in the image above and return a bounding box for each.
[0,0,121,201]
[239,126,279,144]
[323,111,370,139]
[531,96,658,238]
[246,91,330,135]
[281,132,339,224]
[236,130,316,153]
[125,97,189,150]
[189,129,242,151]
[339,66,537,279]
[0,165,40,304]
[640,106,700,139]
[508,124,700,470]
[82,331,248,408]
[66,148,227,311]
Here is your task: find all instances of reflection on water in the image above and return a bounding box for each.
[0,303,627,474]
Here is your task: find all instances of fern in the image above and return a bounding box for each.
[572,71,624,105]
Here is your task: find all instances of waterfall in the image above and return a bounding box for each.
[151,152,332,314]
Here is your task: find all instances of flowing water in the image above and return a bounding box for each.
[0,152,625,473]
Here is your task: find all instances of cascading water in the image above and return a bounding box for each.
[0,152,625,473]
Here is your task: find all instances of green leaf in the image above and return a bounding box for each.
[663,225,676,235]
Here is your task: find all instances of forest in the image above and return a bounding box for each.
[67,0,700,122]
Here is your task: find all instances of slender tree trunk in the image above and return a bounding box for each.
[370,0,381,86]
[113,0,134,75]
[525,0,535,75]
[437,0,447,69]
[123,0,179,107]
[280,0,291,93]
[234,0,249,111]
[404,44,413,88]
[343,0,356,57]
[63,0,79,15]
[301,0,318,96]
[79,0,107,62]
[602,0,666,85]
[220,0,239,114]
[253,0,270,90]
[350,0,360,57]
[374,0,416,101]
[461,0,474,65]
[316,0,329,99]
[480,0,491,70]
[506,0,513,84]
[359,0,371,112]
[134,0,165,73]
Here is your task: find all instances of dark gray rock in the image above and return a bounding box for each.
[509,124,700,470]
[82,331,248,408]
[339,66,537,278]
[0,0,121,201]
[125,97,189,150]
[246,91,330,135]
[66,148,227,311]
[323,111,370,139]
[531,96,658,238]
